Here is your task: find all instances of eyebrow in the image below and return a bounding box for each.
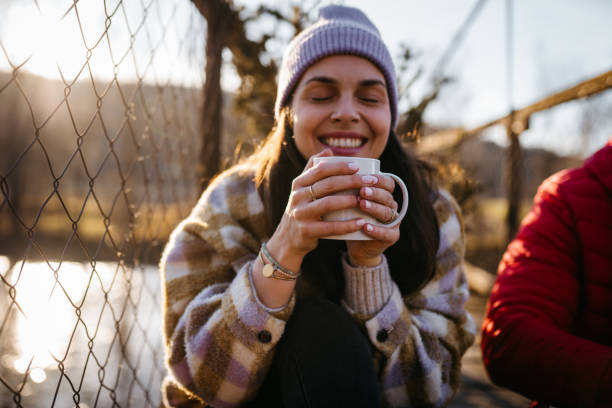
[304,76,386,88]
[359,79,386,88]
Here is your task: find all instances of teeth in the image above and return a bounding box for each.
[323,138,363,148]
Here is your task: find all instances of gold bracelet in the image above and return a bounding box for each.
[260,242,300,281]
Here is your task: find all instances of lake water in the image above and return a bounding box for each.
[0,256,164,407]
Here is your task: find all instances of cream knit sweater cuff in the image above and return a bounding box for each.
[342,253,393,318]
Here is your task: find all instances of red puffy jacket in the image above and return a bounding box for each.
[481,137,612,408]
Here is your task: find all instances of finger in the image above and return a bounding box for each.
[294,194,359,219]
[303,148,333,172]
[362,222,400,243]
[311,173,378,199]
[360,186,397,209]
[294,159,359,188]
[302,218,366,238]
[359,198,398,224]
[374,174,396,193]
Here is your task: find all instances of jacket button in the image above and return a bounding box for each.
[376,329,389,342]
[257,330,272,343]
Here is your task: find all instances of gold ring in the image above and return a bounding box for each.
[387,209,399,224]
[309,184,317,201]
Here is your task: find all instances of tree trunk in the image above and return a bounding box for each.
[192,0,233,191]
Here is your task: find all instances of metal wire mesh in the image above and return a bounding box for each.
[0,1,205,406]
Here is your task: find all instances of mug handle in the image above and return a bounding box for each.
[378,173,409,228]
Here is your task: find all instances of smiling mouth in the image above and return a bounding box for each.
[319,137,366,149]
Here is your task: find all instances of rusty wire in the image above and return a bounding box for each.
[0,0,204,406]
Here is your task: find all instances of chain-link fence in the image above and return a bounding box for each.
[0,1,205,406]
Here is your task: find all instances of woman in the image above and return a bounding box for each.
[160,5,475,408]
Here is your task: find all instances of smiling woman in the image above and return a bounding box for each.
[159,4,475,408]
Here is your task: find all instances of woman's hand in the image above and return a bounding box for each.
[266,149,378,269]
[255,149,377,308]
[346,175,401,267]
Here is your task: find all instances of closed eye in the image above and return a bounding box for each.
[311,96,332,102]
[359,97,379,103]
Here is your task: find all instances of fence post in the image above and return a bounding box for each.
[505,113,527,243]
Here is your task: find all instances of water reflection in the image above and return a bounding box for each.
[11,261,87,376]
[0,255,163,407]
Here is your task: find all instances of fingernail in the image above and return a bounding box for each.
[348,162,359,170]
[366,224,374,232]
[364,200,371,209]
[362,175,377,184]
[364,187,373,197]
[356,218,366,226]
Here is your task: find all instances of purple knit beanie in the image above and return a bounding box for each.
[275,5,398,128]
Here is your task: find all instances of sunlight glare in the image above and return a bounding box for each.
[30,367,47,383]
[10,262,78,372]
[7,260,114,377]
[1,3,85,81]
[0,255,10,275]
[13,355,30,374]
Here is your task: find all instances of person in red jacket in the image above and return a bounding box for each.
[481,136,612,408]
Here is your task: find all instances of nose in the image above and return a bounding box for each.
[330,94,359,123]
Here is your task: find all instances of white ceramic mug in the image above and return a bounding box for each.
[313,156,409,240]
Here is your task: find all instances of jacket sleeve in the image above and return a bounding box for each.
[481,174,612,408]
[160,172,294,407]
[345,190,476,407]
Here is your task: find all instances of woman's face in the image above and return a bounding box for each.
[290,55,391,160]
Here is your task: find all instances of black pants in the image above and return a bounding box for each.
[244,297,383,408]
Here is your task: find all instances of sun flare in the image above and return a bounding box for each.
[1,3,86,81]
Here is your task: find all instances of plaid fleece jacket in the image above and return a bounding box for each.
[160,164,476,407]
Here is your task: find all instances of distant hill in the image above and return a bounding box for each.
[455,137,582,199]
[0,69,251,204]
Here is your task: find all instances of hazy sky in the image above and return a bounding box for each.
[2,0,611,156]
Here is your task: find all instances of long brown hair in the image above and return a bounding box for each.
[247,109,440,301]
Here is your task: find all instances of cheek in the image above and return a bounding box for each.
[293,118,310,144]
[292,107,320,142]
[371,112,391,139]
[292,116,318,159]
[369,111,391,156]
[372,135,389,157]
[374,110,392,135]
